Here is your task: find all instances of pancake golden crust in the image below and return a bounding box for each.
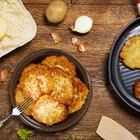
[42,55,76,76]
[36,63,49,70]
[14,55,90,126]
[49,67,74,105]
[21,64,36,75]
[15,84,32,115]
[68,77,89,114]
[31,95,68,126]
[19,65,54,100]
[133,79,140,100]
[120,35,140,69]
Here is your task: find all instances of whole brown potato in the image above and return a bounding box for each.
[45,0,68,23]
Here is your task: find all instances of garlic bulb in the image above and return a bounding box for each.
[70,16,93,34]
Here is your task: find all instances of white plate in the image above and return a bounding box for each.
[0,0,37,58]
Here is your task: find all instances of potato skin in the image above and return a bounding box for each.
[45,0,68,23]
[134,79,140,100]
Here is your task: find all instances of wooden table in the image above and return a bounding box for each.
[0,0,140,139]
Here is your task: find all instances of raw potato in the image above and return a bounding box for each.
[45,0,68,23]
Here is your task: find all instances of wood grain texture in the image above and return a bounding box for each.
[22,0,72,4]
[22,0,135,5]
[72,0,135,5]
[0,0,140,140]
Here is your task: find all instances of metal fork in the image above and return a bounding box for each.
[0,98,33,128]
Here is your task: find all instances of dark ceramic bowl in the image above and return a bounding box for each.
[9,49,92,132]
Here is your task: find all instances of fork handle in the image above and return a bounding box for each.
[0,114,12,128]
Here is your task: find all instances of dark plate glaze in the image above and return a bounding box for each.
[9,49,92,132]
[109,17,140,112]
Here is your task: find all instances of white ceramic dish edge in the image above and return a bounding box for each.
[0,0,37,58]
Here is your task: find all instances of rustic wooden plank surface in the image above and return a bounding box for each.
[0,0,140,140]
[22,0,135,5]
[71,0,135,5]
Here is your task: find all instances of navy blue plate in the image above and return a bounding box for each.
[109,17,140,112]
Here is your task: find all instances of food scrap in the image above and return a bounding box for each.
[0,69,11,82]
[72,37,89,52]
[77,41,89,52]
[72,37,81,45]
[51,32,63,43]
[17,128,33,140]
[70,16,93,34]
[45,0,68,23]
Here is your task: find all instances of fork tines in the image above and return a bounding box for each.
[18,98,33,112]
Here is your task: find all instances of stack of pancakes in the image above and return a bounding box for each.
[15,56,89,126]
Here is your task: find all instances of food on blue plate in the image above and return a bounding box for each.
[133,79,140,100]
[15,55,89,126]
[42,55,76,76]
[120,35,140,69]
[31,95,68,126]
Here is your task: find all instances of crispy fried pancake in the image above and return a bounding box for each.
[120,35,140,69]
[19,65,54,100]
[31,95,68,126]
[21,64,36,75]
[15,85,32,115]
[49,67,74,105]
[133,79,140,100]
[14,55,90,126]
[36,63,49,70]
[42,55,76,76]
[68,77,89,114]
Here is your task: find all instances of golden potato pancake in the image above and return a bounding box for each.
[68,77,89,114]
[21,64,36,75]
[36,63,49,70]
[120,35,140,69]
[15,84,32,116]
[14,55,89,126]
[42,55,76,76]
[49,67,74,105]
[19,65,54,100]
[31,95,68,126]
[133,79,140,100]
